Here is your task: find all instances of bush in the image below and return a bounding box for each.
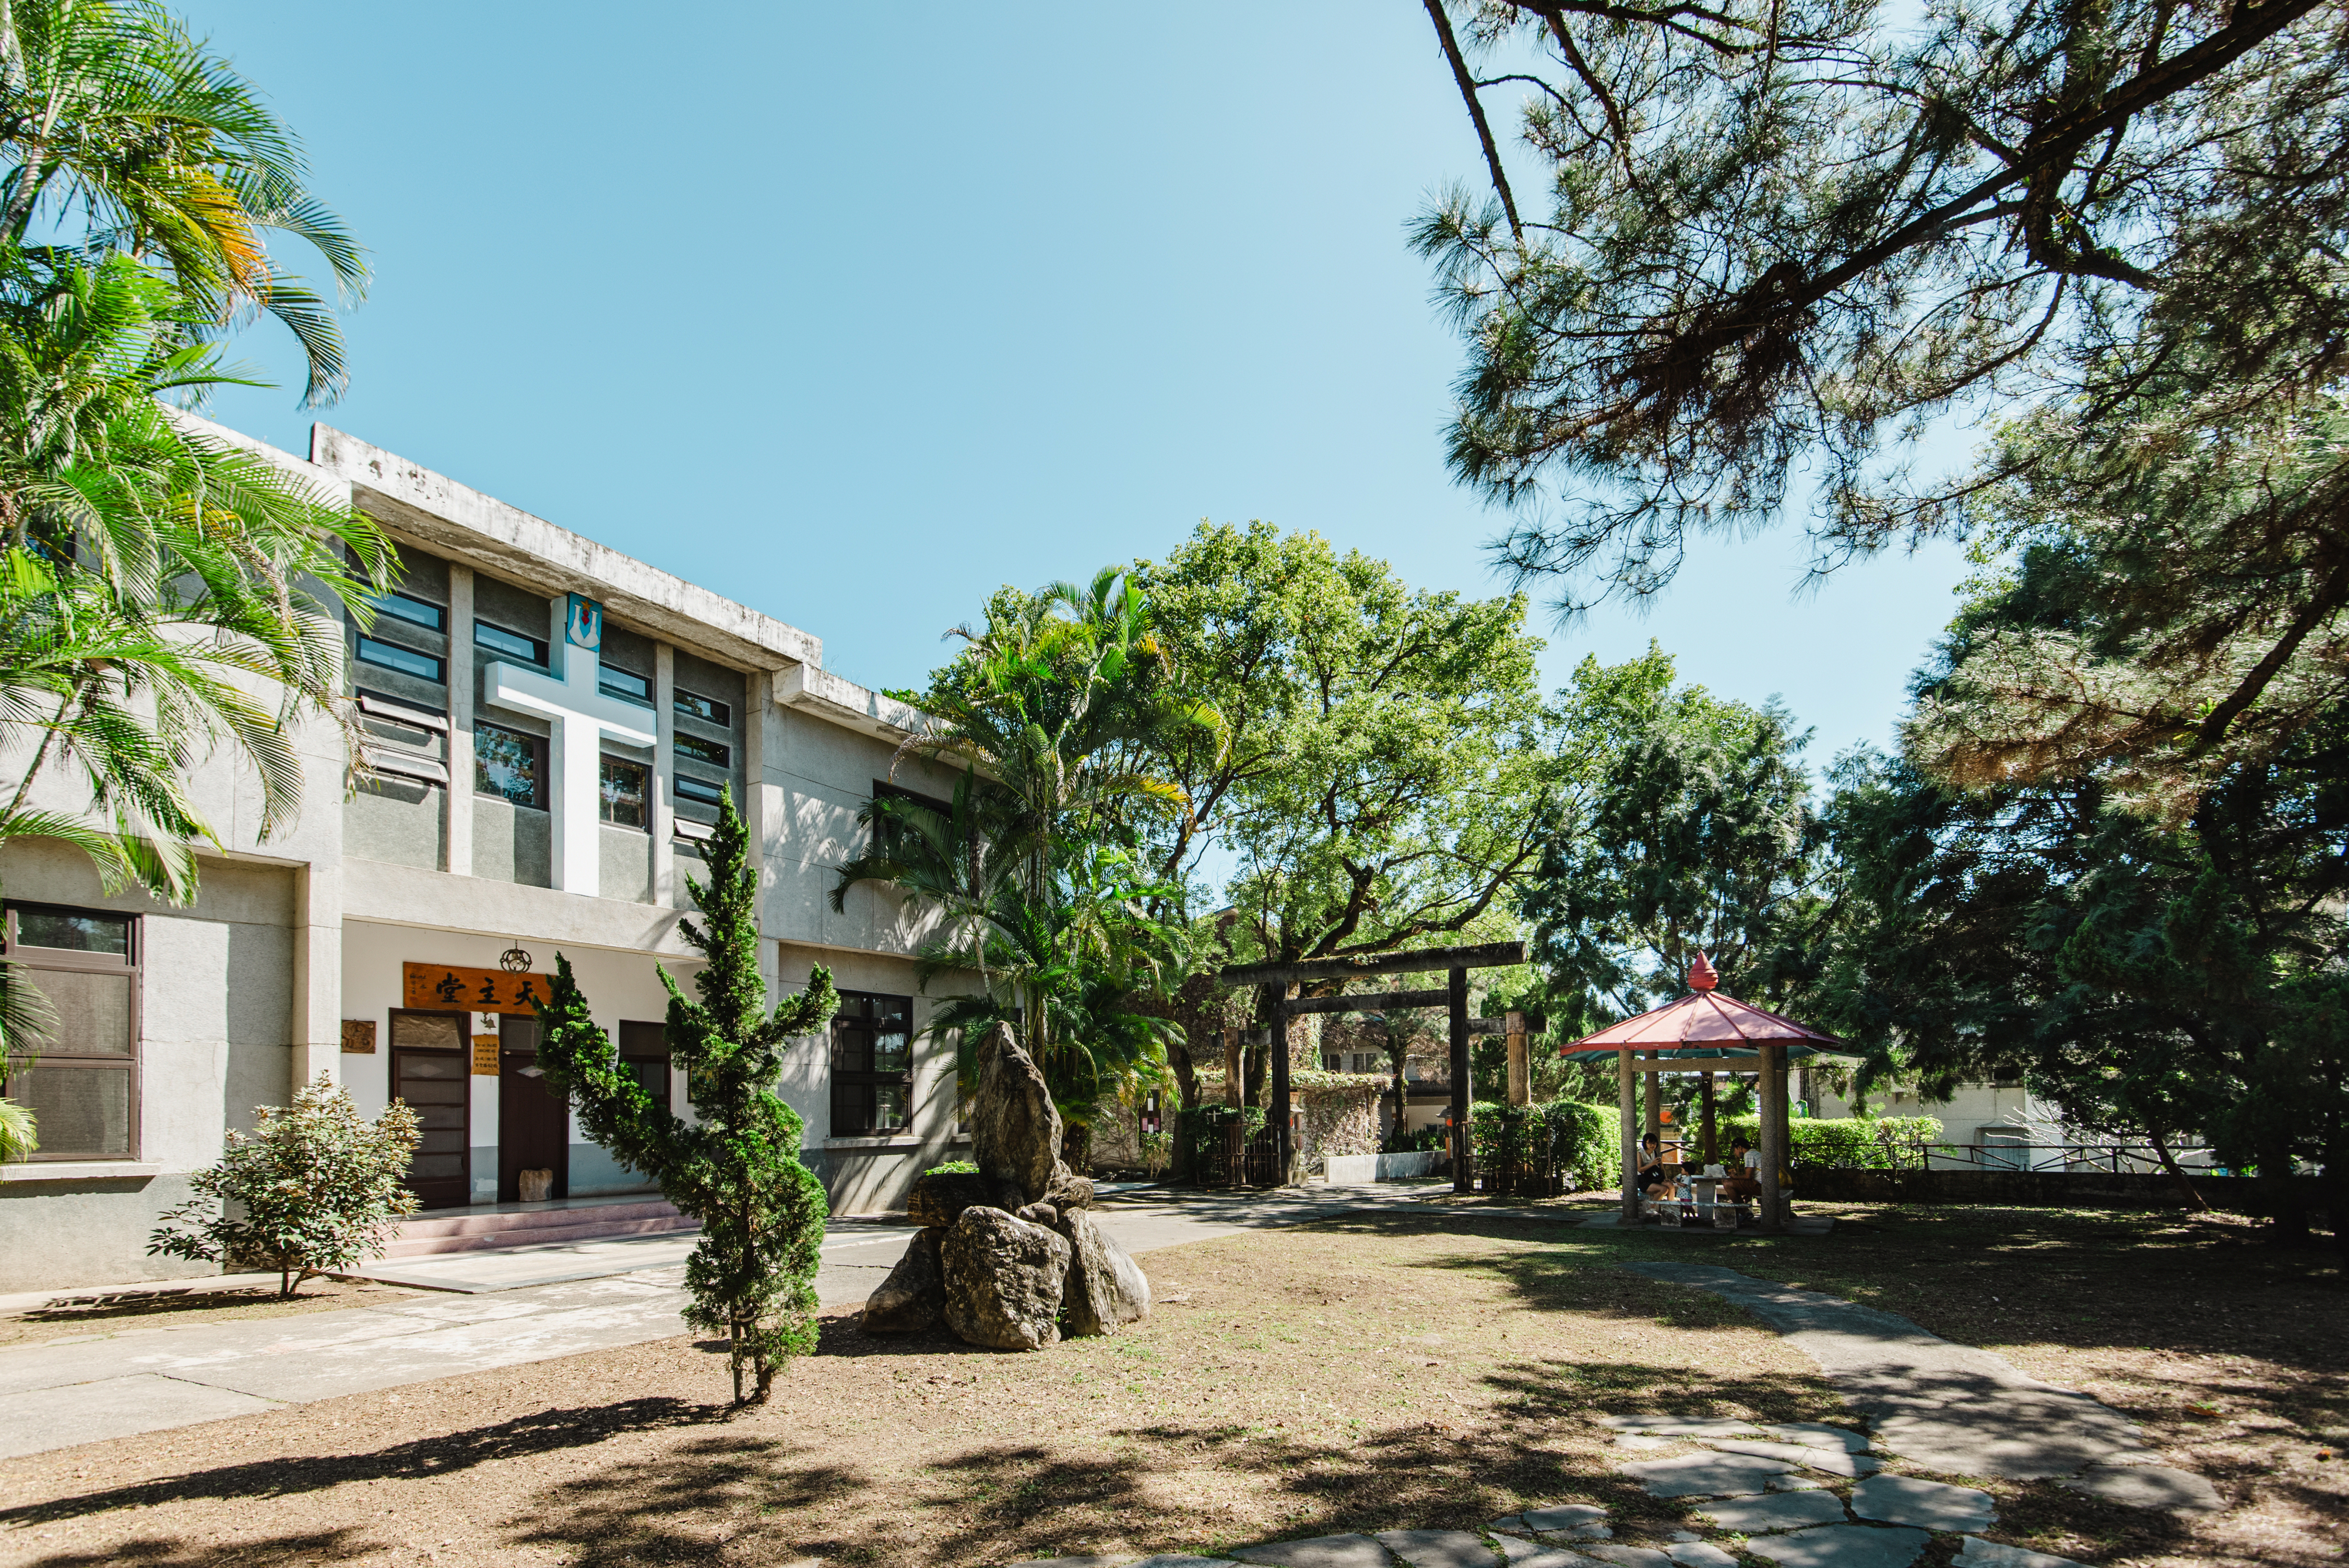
[1467,1099,1621,1191]
[924,1159,979,1176]
[1717,1114,1945,1169]
[148,1076,421,1297]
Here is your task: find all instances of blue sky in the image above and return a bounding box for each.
[182,1,1972,769]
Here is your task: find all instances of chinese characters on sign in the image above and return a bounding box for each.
[471,1036,502,1076]
[340,1019,376,1054]
[401,962,552,1016]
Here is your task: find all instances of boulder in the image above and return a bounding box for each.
[1016,1202,1060,1228]
[1055,1207,1152,1337]
[1042,1165,1096,1211]
[970,1023,1061,1205]
[942,1204,1071,1350]
[905,1171,994,1229]
[862,1227,946,1333]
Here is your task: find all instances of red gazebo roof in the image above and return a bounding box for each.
[1557,953,1848,1062]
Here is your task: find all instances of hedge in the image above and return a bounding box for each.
[1467,1099,1622,1191]
[1712,1115,1946,1170]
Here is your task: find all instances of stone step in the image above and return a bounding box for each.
[383,1199,694,1257]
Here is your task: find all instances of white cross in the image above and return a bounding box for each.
[483,594,655,898]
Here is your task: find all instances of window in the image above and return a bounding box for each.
[675,733,730,768]
[618,1020,671,1115]
[474,621,548,666]
[474,722,543,808]
[673,773,724,808]
[355,635,445,683]
[870,781,950,861]
[675,687,731,727]
[599,664,651,705]
[2,905,138,1159]
[830,991,912,1137]
[367,590,445,632]
[599,755,648,827]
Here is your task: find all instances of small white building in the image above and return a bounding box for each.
[0,421,970,1291]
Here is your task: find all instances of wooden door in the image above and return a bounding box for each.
[390,1011,470,1209]
[497,1013,569,1202]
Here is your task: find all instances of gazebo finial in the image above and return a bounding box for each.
[1688,951,1719,992]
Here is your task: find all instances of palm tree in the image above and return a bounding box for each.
[0,0,369,403]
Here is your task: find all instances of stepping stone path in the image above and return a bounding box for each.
[1014,1262,2225,1568]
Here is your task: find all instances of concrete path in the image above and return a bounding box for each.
[1623,1263,2221,1510]
[0,1184,1444,1461]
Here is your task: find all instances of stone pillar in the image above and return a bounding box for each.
[1759,1043,1788,1231]
[1701,1071,1718,1167]
[1448,965,1470,1194]
[1645,1049,1662,1145]
[445,565,474,876]
[289,860,341,1091]
[1505,1011,1529,1107]
[1618,1047,1638,1222]
[1270,990,1292,1184]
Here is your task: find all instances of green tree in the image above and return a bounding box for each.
[1413,0,2348,658]
[536,791,841,1406]
[1520,647,1830,1028]
[1140,522,1557,978]
[0,0,369,403]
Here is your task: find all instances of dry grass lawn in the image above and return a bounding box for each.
[0,1205,2338,1568]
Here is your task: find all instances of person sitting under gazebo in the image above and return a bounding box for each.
[1638,1133,1672,1198]
[1723,1135,1762,1204]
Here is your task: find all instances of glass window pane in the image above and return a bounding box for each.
[674,688,731,726]
[675,734,731,768]
[369,591,445,632]
[474,622,547,664]
[873,1027,909,1073]
[598,666,651,704]
[9,1065,130,1156]
[474,724,542,809]
[673,774,723,806]
[874,1083,907,1132]
[831,1080,870,1136]
[14,909,130,957]
[599,756,648,827]
[18,969,132,1054]
[356,636,444,682]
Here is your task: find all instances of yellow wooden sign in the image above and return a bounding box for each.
[402,961,553,1016]
[471,1035,501,1076]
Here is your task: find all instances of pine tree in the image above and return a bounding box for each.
[536,790,838,1405]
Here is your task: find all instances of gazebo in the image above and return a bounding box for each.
[1558,953,1845,1231]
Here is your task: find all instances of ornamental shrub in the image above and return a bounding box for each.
[1717,1114,1945,1169]
[1466,1099,1621,1190]
[148,1076,421,1298]
[536,790,838,1407]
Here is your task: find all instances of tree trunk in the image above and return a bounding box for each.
[2258,1131,2309,1245]
[1061,1120,1093,1174]
[2147,1126,2209,1211]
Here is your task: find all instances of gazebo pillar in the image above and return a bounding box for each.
[1618,1047,1638,1222]
[1759,1043,1787,1231]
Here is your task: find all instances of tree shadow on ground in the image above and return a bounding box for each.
[14,1527,379,1566]
[0,1396,722,1528]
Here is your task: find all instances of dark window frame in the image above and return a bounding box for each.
[1,902,140,1160]
[674,687,731,727]
[673,773,725,808]
[474,720,545,810]
[598,663,652,706]
[869,780,951,863]
[367,589,446,633]
[618,1020,671,1116]
[355,634,446,684]
[599,753,649,829]
[829,990,914,1137]
[674,733,731,769]
[474,620,548,667]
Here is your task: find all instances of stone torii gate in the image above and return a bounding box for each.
[1216,941,1525,1192]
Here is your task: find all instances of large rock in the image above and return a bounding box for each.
[1056,1207,1150,1337]
[905,1171,994,1229]
[942,1204,1071,1350]
[971,1023,1062,1205]
[862,1227,946,1333]
[1042,1165,1096,1211]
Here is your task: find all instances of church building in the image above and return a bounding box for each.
[0,421,967,1292]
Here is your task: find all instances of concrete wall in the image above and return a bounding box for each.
[0,840,301,1291]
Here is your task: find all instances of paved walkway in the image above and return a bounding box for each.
[1008,1262,2224,1568]
[0,1184,1457,1461]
